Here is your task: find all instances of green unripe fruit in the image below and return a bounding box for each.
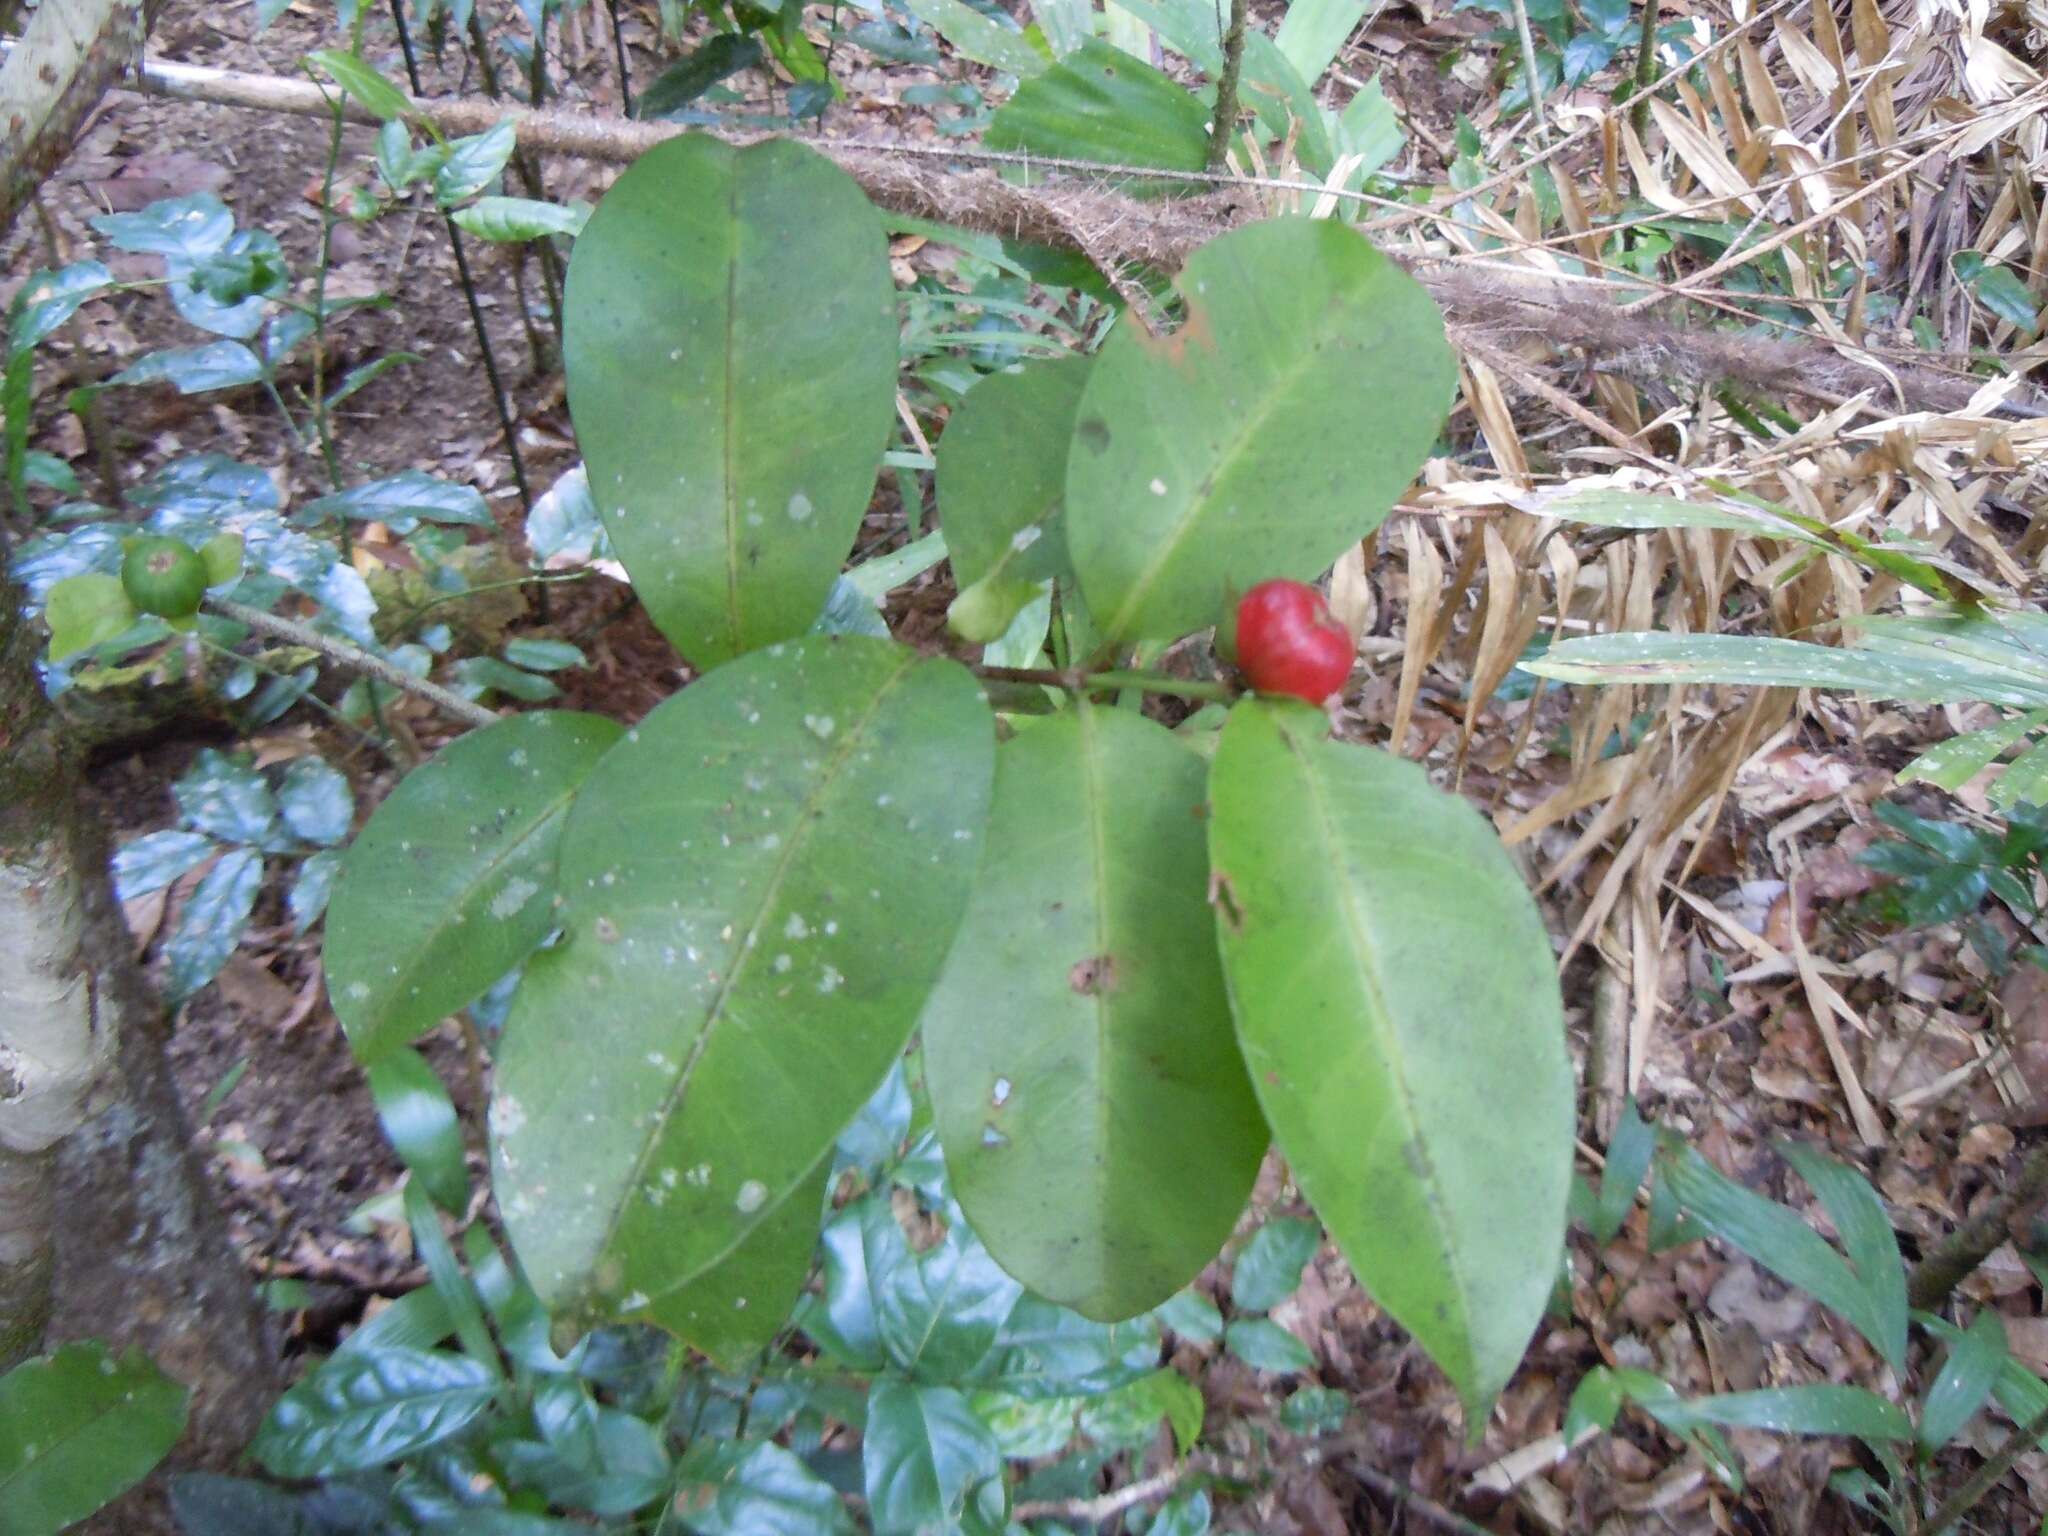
[121,536,209,620]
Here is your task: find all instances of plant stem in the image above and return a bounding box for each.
[1508,0,1550,146]
[209,597,500,730]
[1207,0,1250,171]
[1922,1397,2048,1535]
[606,0,633,115]
[975,662,1237,703]
[1629,0,1660,137]
[1907,1137,2048,1310]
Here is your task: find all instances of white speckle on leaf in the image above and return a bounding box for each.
[490,877,541,920]
[804,714,835,740]
[784,913,810,940]
[620,1290,650,1310]
[735,1179,768,1213]
[1149,477,1168,496]
[686,1163,712,1187]
[490,1096,526,1137]
[1009,524,1043,552]
[991,1077,1011,1107]
[510,748,529,767]
[787,491,813,522]
[773,953,792,973]
[817,965,844,994]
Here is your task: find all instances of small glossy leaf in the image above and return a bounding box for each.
[299,470,491,532]
[10,262,114,353]
[986,40,1210,193]
[563,134,898,667]
[252,1346,495,1476]
[1076,1367,1202,1454]
[1223,1317,1313,1374]
[503,638,587,672]
[1154,1289,1223,1342]
[175,748,275,842]
[853,1191,1023,1379]
[452,656,560,703]
[287,848,342,936]
[113,341,264,394]
[1231,1217,1320,1313]
[978,1294,1161,1398]
[44,573,138,660]
[1067,218,1454,647]
[166,847,264,1000]
[113,828,218,898]
[491,639,993,1349]
[1279,1386,1349,1436]
[434,121,520,205]
[450,195,589,242]
[863,1381,1002,1536]
[684,1439,858,1535]
[0,1342,188,1536]
[306,49,416,122]
[1952,250,2041,331]
[277,757,353,846]
[924,707,1265,1320]
[1208,701,1572,1421]
[1918,1309,2005,1453]
[325,711,624,1063]
[91,194,232,260]
[936,354,1091,600]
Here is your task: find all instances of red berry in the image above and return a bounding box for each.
[1235,580,1353,704]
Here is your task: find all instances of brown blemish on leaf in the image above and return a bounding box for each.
[1069,954,1117,995]
[1208,870,1244,933]
[1134,302,1218,371]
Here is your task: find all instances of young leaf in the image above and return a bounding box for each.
[985,40,1211,192]
[1917,1309,2006,1454]
[251,1346,496,1476]
[276,757,353,846]
[298,470,491,531]
[1066,218,1454,648]
[1207,700,1572,1423]
[1649,1384,1911,1443]
[451,196,590,242]
[899,0,1049,76]
[490,638,993,1351]
[306,49,416,122]
[1900,711,2048,791]
[43,573,139,660]
[862,1381,1002,1536]
[366,1048,470,1212]
[923,707,1266,1321]
[433,120,520,206]
[935,354,1091,606]
[1223,1317,1314,1374]
[324,711,624,1064]
[112,341,265,395]
[9,262,115,354]
[1591,1096,1655,1246]
[1776,1142,1907,1371]
[0,1342,189,1536]
[562,134,897,668]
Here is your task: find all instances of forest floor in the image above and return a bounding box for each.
[7,0,2048,1529]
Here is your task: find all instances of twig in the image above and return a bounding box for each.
[1907,1136,2048,1311]
[1207,0,1249,172]
[208,597,501,730]
[605,0,633,116]
[1014,1464,1188,1524]
[1921,1396,2048,1535]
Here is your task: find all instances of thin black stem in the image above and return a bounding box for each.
[607,0,634,115]
[465,5,565,338]
[1207,0,1250,172]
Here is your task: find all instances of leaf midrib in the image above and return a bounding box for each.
[604,650,922,1299]
[1281,721,1480,1376]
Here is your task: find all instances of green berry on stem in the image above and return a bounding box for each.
[121,536,209,620]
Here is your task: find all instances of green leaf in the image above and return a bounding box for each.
[1076,1366,1203,1454]
[1991,736,2048,811]
[1153,1288,1223,1342]
[325,711,624,1063]
[166,847,264,1001]
[1776,1142,1906,1371]
[276,757,353,846]
[562,134,898,668]
[1952,250,2041,331]
[299,470,490,532]
[503,637,588,672]
[91,194,232,260]
[452,656,560,703]
[1231,1217,1320,1313]
[1901,710,2048,791]
[450,196,590,242]
[924,707,1265,1321]
[1067,218,1454,647]
[306,48,416,122]
[0,1342,189,1536]
[1533,486,1782,536]
[1272,0,1375,82]
[1279,1385,1350,1436]
[936,354,1091,602]
[490,638,993,1349]
[1918,1309,2005,1454]
[1655,1140,1902,1371]
[1590,1097,1655,1246]
[10,262,114,354]
[900,0,1049,75]
[43,572,138,660]
[1207,700,1572,1421]
[251,1346,495,1476]
[1527,631,2048,707]
[635,34,765,119]
[113,829,218,899]
[434,121,520,206]
[1651,1384,1911,1442]
[174,749,275,842]
[986,41,1211,194]
[1223,1316,1314,1373]
[367,1048,469,1211]
[862,1381,1002,1536]
[683,1439,859,1535]
[112,341,264,394]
